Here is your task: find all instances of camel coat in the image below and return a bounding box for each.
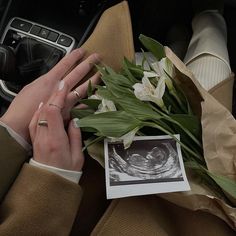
[0,125,235,235]
[0,1,235,235]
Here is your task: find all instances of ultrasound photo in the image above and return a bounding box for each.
[104,135,190,199]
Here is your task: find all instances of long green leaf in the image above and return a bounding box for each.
[102,73,133,88]
[71,108,95,119]
[122,58,139,84]
[208,172,236,200]
[77,111,142,137]
[79,99,101,110]
[139,34,165,60]
[169,114,201,139]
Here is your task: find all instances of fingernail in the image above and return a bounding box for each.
[73,118,80,128]
[38,102,43,110]
[58,80,65,90]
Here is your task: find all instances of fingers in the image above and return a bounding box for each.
[64,53,100,90]
[37,80,69,138]
[46,48,86,81]
[29,102,43,143]
[47,81,69,135]
[68,119,84,171]
[66,72,101,110]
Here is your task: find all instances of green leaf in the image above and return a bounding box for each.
[169,114,201,139]
[82,136,104,152]
[207,172,236,200]
[185,161,236,203]
[95,64,108,76]
[102,74,133,88]
[79,99,101,110]
[105,82,134,99]
[78,111,142,137]
[86,141,105,167]
[87,80,93,97]
[96,87,116,101]
[139,34,165,60]
[71,108,95,119]
[122,58,139,84]
[114,95,161,120]
[105,66,116,75]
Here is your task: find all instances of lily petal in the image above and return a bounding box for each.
[121,127,140,149]
[143,71,159,78]
[154,76,166,99]
[160,57,174,78]
[142,76,155,92]
[95,99,116,114]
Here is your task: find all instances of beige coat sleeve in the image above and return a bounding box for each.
[0,126,29,201]
[0,164,82,236]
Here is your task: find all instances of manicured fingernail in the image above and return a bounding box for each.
[38,102,43,110]
[73,118,80,128]
[58,80,65,90]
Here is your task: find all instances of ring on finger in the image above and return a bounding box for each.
[38,120,48,127]
[49,103,63,110]
[73,90,81,99]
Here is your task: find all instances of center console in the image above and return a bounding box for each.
[0,0,111,113]
[0,17,77,99]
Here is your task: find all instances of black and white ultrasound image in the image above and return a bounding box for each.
[108,139,183,186]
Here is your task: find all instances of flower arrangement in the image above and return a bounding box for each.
[72,35,236,207]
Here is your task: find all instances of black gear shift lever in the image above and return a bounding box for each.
[0,38,63,87]
[0,44,19,82]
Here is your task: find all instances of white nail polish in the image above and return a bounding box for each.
[58,80,65,90]
[38,102,43,109]
[73,118,80,128]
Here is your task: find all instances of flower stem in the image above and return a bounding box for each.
[149,104,202,148]
[144,122,205,164]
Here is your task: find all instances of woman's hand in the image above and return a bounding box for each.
[29,81,84,171]
[0,48,100,143]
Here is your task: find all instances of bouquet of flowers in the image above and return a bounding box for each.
[72,35,236,229]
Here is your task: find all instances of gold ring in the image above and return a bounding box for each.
[38,120,48,127]
[73,90,81,99]
[49,103,62,110]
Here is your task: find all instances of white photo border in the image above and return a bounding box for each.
[104,134,191,199]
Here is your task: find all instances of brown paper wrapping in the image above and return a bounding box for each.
[81,0,236,230]
[159,47,236,230]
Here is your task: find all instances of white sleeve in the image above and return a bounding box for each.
[29,158,82,184]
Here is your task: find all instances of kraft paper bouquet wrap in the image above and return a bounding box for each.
[72,36,236,230]
[73,35,236,230]
[160,46,236,230]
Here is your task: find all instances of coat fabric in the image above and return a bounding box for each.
[0,127,235,235]
[0,1,235,235]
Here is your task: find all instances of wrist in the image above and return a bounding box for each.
[0,118,32,152]
[0,114,30,143]
[29,158,82,183]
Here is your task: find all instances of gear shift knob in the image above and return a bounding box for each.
[0,44,19,82]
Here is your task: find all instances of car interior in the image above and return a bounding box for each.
[0,0,236,116]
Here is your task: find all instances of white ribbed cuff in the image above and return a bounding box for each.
[29,159,82,184]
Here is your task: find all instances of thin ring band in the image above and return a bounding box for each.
[49,103,62,110]
[73,90,81,99]
[38,120,48,127]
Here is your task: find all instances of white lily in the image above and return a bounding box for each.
[110,127,140,149]
[151,57,175,91]
[121,127,140,149]
[88,94,101,100]
[133,75,166,110]
[95,99,117,114]
[89,94,117,114]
